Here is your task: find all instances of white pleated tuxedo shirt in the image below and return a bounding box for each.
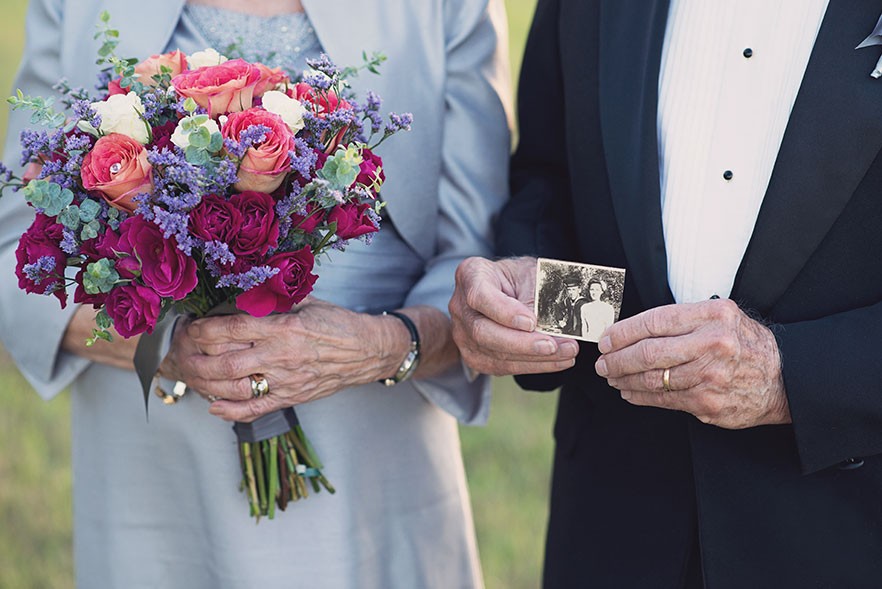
[658,0,829,303]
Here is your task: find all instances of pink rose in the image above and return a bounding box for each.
[235,248,317,317]
[228,191,280,261]
[172,58,262,118]
[291,83,351,152]
[105,283,162,338]
[81,133,153,213]
[14,213,68,307]
[189,194,243,243]
[222,108,295,193]
[328,202,378,240]
[253,63,290,97]
[117,216,198,300]
[354,148,385,196]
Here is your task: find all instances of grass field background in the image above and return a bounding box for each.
[0,1,552,587]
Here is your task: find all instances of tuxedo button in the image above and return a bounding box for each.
[837,457,864,470]
[743,47,753,58]
[723,170,734,181]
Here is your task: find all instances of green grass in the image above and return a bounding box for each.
[0,1,549,587]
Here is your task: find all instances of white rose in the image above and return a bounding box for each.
[187,48,229,70]
[79,93,150,144]
[171,115,221,150]
[261,90,306,133]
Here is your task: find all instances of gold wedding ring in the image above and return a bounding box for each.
[250,374,270,398]
[662,368,672,393]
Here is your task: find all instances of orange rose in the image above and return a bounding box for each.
[222,108,295,193]
[134,50,188,86]
[171,58,262,118]
[80,133,153,212]
[253,63,290,97]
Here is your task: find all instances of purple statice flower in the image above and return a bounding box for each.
[151,207,195,254]
[173,96,208,117]
[305,54,340,79]
[275,182,304,219]
[19,128,65,167]
[330,239,349,252]
[22,255,57,284]
[216,265,280,291]
[134,194,155,221]
[95,70,113,93]
[72,99,101,131]
[60,227,80,255]
[38,159,64,180]
[65,133,92,152]
[0,162,14,183]
[223,124,271,159]
[203,240,236,266]
[385,112,414,134]
[300,71,334,92]
[140,89,164,120]
[289,139,318,179]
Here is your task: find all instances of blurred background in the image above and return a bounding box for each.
[0,1,552,587]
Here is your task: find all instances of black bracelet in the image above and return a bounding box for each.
[380,311,421,386]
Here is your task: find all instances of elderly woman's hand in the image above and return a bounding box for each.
[174,297,412,421]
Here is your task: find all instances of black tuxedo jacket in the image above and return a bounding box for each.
[498,1,882,587]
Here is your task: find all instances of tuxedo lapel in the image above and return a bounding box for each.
[732,0,882,313]
[598,0,673,309]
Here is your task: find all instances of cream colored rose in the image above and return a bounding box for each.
[187,48,229,70]
[261,91,306,133]
[79,93,150,144]
[171,115,221,149]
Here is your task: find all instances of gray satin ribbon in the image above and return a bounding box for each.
[857,14,882,78]
[133,311,182,414]
[233,407,301,443]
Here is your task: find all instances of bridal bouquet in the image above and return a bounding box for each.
[2,12,411,520]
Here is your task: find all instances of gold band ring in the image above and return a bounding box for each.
[250,374,270,398]
[662,368,672,393]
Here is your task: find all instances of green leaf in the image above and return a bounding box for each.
[183,97,198,113]
[99,10,110,23]
[78,199,101,222]
[189,127,210,148]
[208,132,224,153]
[96,308,112,329]
[83,258,120,294]
[58,206,81,230]
[185,145,211,166]
[80,220,100,241]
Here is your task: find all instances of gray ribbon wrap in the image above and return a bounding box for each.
[133,311,182,415]
[857,13,882,48]
[233,407,301,443]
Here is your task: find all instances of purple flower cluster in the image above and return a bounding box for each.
[22,255,57,283]
[215,265,280,291]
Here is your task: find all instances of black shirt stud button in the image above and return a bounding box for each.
[743,47,753,58]
[723,170,734,181]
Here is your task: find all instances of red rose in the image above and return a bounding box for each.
[14,213,68,307]
[172,58,262,118]
[150,120,178,152]
[355,148,385,196]
[222,108,295,193]
[189,194,243,243]
[228,191,280,260]
[328,202,378,240]
[290,203,323,234]
[117,216,198,300]
[105,283,162,338]
[235,248,317,317]
[81,133,153,213]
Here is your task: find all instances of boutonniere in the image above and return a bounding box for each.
[857,13,882,78]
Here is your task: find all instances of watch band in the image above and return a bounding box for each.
[380,311,421,386]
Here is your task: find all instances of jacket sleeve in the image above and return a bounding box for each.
[497,0,577,393]
[0,0,91,401]
[402,0,513,425]
[775,302,882,474]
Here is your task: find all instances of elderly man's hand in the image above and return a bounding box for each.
[449,256,579,376]
[595,299,791,429]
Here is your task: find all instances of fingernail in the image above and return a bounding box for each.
[620,390,631,400]
[513,315,535,332]
[534,340,556,355]
[561,341,579,357]
[595,358,608,377]
[188,322,202,339]
[598,336,612,354]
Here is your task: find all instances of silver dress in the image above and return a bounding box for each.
[68,8,483,588]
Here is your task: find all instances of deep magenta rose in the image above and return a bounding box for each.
[14,213,68,307]
[189,194,243,243]
[228,191,279,260]
[328,202,378,240]
[290,203,323,234]
[150,120,178,152]
[235,248,317,317]
[354,148,385,195]
[118,216,198,300]
[105,283,162,338]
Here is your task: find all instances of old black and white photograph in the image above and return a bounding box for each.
[534,258,626,343]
